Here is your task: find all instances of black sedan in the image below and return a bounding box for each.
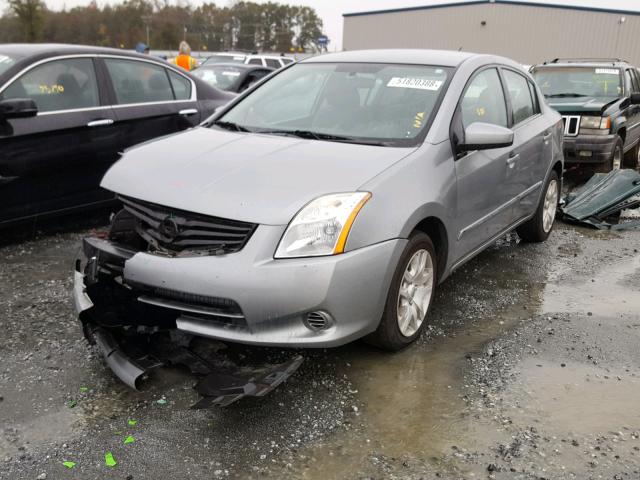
[191,63,274,93]
[0,44,234,226]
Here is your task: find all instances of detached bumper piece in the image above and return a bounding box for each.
[561,169,640,230]
[76,235,303,408]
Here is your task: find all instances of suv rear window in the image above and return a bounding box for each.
[531,66,622,99]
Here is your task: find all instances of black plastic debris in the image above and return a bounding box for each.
[192,355,304,408]
[85,324,303,408]
[561,169,640,230]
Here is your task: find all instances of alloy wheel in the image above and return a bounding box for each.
[397,249,434,337]
[542,178,558,233]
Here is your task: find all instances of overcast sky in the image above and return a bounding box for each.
[6,0,640,50]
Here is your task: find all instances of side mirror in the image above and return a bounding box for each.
[0,98,38,120]
[456,122,514,153]
[630,93,640,105]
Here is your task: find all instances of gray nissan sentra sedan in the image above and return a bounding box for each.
[74,49,563,364]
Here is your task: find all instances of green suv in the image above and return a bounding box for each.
[531,58,640,171]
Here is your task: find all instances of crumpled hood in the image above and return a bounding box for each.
[547,96,618,114]
[101,127,415,225]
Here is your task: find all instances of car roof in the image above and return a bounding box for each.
[198,63,274,71]
[301,49,477,67]
[534,59,631,69]
[0,43,154,59]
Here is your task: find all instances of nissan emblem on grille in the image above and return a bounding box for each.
[161,216,180,240]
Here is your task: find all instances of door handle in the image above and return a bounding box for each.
[87,119,114,127]
[543,131,552,141]
[507,153,520,168]
[0,175,19,185]
[179,109,198,116]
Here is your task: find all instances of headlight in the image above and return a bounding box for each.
[580,116,611,130]
[275,192,371,258]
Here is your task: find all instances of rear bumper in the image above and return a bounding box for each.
[74,226,405,348]
[563,134,616,164]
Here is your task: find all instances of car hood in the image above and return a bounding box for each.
[101,127,415,225]
[546,96,618,114]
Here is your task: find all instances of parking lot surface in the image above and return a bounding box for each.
[1,219,639,479]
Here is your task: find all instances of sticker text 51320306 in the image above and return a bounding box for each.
[387,77,443,91]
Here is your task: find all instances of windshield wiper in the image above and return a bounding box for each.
[545,93,588,98]
[255,129,392,146]
[212,120,251,132]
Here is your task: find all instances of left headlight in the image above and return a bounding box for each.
[274,192,372,259]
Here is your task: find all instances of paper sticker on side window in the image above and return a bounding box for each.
[595,68,619,75]
[387,77,443,90]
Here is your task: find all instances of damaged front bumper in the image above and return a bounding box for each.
[74,224,402,400]
[562,133,617,164]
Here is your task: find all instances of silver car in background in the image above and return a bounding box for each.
[74,49,563,356]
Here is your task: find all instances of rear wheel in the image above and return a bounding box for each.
[516,170,559,243]
[366,232,437,351]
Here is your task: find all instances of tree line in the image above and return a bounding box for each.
[0,0,325,53]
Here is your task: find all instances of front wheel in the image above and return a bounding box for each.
[597,136,623,173]
[366,232,437,351]
[516,170,559,243]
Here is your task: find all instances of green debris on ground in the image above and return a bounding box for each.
[127,419,137,426]
[105,451,117,467]
[79,386,89,393]
[62,461,76,469]
[156,398,167,405]
[124,435,135,445]
[66,399,77,409]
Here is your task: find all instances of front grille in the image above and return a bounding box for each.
[118,195,257,255]
[562,115,580,136]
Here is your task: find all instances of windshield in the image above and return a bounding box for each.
[0,54,18,76]
[531,66,622,98]
[203,54,246,65]
[192,66,242,91]
[215,62,451,147]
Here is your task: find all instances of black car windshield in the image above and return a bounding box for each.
[531,66,622,98]
[0,53,18,76]
[214,62,451,147]
[203,54,246,65]
[192,66,243,91]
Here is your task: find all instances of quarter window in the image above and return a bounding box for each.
[460,68,508,128]
[503,69,535,125]
[168,70,191,100]
[1,58,99,113]
[105,59,174,104]
[265,58,281,69]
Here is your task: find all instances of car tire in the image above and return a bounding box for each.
[366,232,437,351]
[597,136,624,173]
[516,170,560,243]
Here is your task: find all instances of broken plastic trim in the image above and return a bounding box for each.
[93,327,147,390]
[561,169,640,230]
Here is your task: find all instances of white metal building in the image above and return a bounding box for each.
[343,0,640,66]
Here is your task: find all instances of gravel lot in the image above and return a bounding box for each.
[1,213,639,479]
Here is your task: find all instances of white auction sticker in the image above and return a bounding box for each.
[222,71,241,77]
[595,68,618,75]
[387,77,443,90]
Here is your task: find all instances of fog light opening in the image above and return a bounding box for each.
[304,311,334,331]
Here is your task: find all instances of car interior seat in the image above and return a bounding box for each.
[312,75,362,132]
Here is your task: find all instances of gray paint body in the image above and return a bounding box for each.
[81,49,563,347]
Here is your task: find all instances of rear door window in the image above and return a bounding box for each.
[1,58,99,113]
[502,69,535,125]
[460,68,508,128]
[105,58,174,104]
